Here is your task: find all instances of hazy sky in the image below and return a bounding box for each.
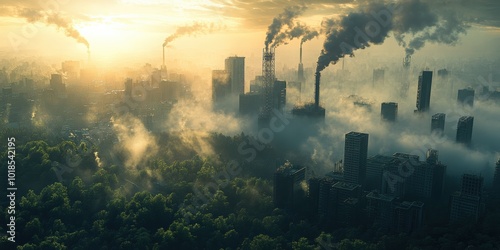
[1,0,499,69]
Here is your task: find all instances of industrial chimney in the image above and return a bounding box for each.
[314,72,320,109]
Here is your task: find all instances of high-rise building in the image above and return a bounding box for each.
[381,102,398,121]
[225,56,245,95]
[366,155,402,191]
[343,132,369,185]
[239,92,262,115]
[330,181,362,226]
[273,80,286,111]
[431,113,446,134]
[366,191,396,231]
[211,70,230,103]
[457,88,475,107]
[416,70,433,112]
[450,174,484,223]
[392,201,424,233]
[393,151,446,201]
[456,116,474,146]
[273,162,306,212]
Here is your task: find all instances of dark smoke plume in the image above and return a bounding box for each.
[316,3,393,72]
[265,5,306,49]
[316,0,470,72]
[271,22,319,47]
[402,10,469,56]
[163,22,221,47]
[18,8,89,49]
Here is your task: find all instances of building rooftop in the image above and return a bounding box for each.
[332,181,360,191]
[366,191,396,202]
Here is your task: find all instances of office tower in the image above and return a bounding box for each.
[224,56,245,94]
[273,162,306,212]
[366,155,402,191]
[330,182,362,226]
[366,191,396,231]
[381,102,398,121]
[343,132,369,185]
[211,70,230,103]
[273,80,286,111]
[317,177,336,224]
[372,68,385,86]
[393,151,446,201]
[392,201,424,233]
[416,70,433,112]
[431,113,446,134]
[450,174,484,223]
[456,116,474,146]
[457,88,475,107]
[239,93,262,115]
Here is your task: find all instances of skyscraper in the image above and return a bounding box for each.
[416,71,433,112]
[225,56,245,95]
[457,88,475,107]
[456,116,474,146]
[344,132,369,185]
[450,174,484,223]
[211,70,230,103]
[381,102,398,121]
[431,113,446,134]
[273,162,306,212]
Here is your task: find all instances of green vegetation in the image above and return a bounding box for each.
[1,129,499,249]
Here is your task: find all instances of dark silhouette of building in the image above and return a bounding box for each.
[211,70,230,103]
[366,191,396,231]
[343,132,369,186]
[331,181,362,226]
[273,162,306,212]
[381,102,398,121]
[273,80,286,111]
[416,70,433,112]
[450,174,484,223]
[366,155,402,192]
[239,92,262,115]
[457,88,475,107]
[431,113,446,134]
[392,201,424,233]
[456,116,474,146]
[392,151,446,201]
[225,56,245,95]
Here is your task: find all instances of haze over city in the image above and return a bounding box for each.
[1,0,500,249]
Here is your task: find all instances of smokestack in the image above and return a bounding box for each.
[315,71,320,109]
[299,43,303,64]
[162,46,165,69]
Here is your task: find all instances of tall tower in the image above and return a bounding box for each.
[298,43,305,82]
[431,113,446,134]
[416,71,433,112]
[457,88,475,107]
[225,56,245,95]
[450,174,484,223]
[259,47,276,126]
[343,132,369,186]
[456,116,474,146]
[381,102,398,121]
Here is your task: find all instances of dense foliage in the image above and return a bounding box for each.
[1,128,499,249]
